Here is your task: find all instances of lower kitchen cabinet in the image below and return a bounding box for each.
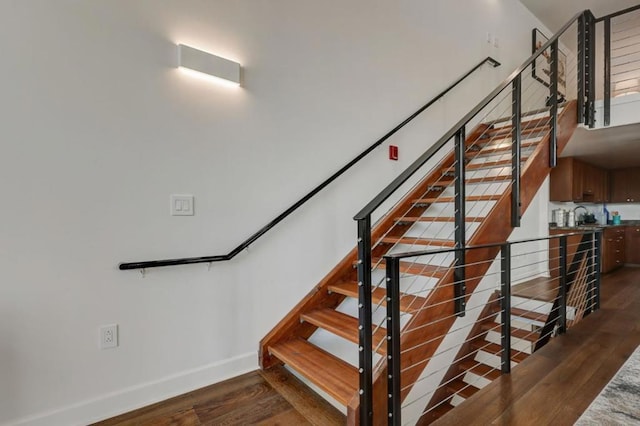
[602,227,625,273]
[625,226,640,264]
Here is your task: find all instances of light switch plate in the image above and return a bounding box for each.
[171,194,194,216]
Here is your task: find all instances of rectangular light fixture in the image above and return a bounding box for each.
[177,44,241,86]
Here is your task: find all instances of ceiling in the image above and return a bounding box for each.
[520,0,640,169]
[562,123,640,169]
[519,0,640,32]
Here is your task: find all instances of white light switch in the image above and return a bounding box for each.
[171,195,194,216]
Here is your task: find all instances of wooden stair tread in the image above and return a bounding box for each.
[371,257,448,278]
[446,378,480,400]
[414,194,502,204]
[487,124,549,139]
[480,324,539,343]
[268,338,358,406]
[396,216,484,223]
[470,340,528,363]
[458,359,501,381]
[380,236,455,247]
[511,307,549,322]
[301,308,386,354]
[471,139,539,156]
[328,281,428,313]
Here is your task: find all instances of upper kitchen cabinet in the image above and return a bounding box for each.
[550,157,608,202]
[610,168,640,202]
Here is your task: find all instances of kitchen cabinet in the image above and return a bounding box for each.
[610,168,640,203]
[602,227,625,273]
[550,157,608,202]
[625,226,640,264]
[582,163,609,203]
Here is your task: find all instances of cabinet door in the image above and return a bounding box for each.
[626,227,640,264]
[628,169,640,202]
[610,168,637,202]
[572,160,584,201]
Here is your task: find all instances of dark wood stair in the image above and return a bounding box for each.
[301,308,387,354]
[267,338,358,406]
[259,101,578,425]
[327,281,427,314]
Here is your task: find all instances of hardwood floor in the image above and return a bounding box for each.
[93,366,344,426]
[432,266,640,425]
[95,267,640,426]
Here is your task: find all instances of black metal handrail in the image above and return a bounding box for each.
[356,10,592,424]
[119,56,501,270]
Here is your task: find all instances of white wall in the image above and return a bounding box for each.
[0,1,550,424]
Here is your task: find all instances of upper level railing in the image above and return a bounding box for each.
[118,56,500,271]
[354,10,593,424]
[599,4,640,126]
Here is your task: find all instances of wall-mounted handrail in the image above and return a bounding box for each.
[354,10,585,221]
[119,56,501,270]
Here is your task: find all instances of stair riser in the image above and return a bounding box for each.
[462,371,492,390]
[370,269,439,297]
[485,330,534,354]
[440,182,509,197]
[401,222,480,241]
[474,350,516,371]
[420,201,500,219]
[511,296,577,320]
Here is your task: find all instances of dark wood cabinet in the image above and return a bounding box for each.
[550,158,608,203]
[610,168,640,203]
[582,163,609,203]
[625,226,640,264]
[602,227,625,273]
[550,158,583,202]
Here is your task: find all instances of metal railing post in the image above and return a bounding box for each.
[386,256,401,426]
[558,235,568,334]
[604,17,611,126]
[454,127,466,317]
[578,13,586,124]
[549,40,559,168]
[357,217,373,425]
[511,74,522,227]
[595,230,602,310]
[586,12,597,128]
[500,243,512,374]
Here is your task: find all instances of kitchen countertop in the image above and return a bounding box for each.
[550,220,640,230]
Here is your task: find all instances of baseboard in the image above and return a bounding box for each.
[4,352,257,426]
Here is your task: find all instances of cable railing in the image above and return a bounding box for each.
[600,4,640,126]
[118,56,500,271]
[354,10,593,424]
[384,230,601,425]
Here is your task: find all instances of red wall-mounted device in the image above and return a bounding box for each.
[389,145,399,161]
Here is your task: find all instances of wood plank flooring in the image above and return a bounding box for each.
[432,266,640,425]
[95,267,640,426]
[93,365,344,426]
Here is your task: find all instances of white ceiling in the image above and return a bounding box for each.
[519,0,640,32]
[562,123,640,169]
[520,0,640,169]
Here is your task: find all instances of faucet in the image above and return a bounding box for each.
[574,205,589,224]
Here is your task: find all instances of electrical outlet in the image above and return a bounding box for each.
[100,324,118,349]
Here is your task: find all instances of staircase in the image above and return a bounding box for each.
[259,101,579,424]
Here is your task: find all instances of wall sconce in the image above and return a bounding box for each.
[177,44,241,86]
